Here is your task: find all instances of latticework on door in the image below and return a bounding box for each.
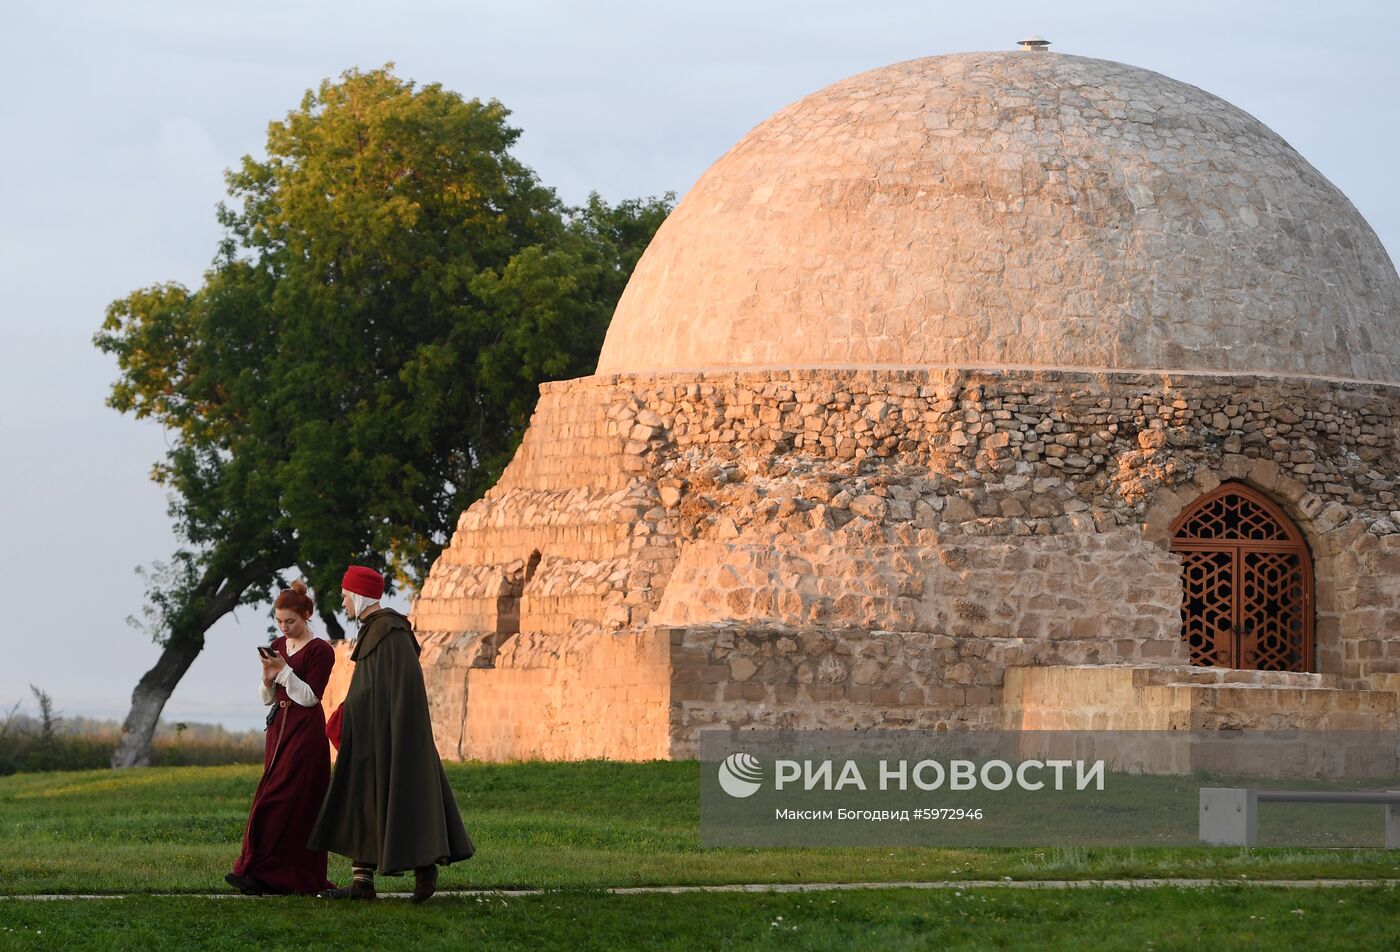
[1170,483,1313,672]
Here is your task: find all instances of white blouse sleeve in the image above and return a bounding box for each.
[275,665,320,707]
[260,680,275,706]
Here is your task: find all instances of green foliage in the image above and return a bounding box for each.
[94,64,672,644]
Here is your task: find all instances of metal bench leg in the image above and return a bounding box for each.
[1200,787,1258,846]
[1387,793,1399,850]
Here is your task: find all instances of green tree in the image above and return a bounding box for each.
[96,65,671,767]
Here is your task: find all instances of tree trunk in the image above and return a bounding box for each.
[110,557,281,768]
[110,633,207,768]
[320,607,346,641]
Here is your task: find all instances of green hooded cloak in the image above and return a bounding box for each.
[309,608,474,873]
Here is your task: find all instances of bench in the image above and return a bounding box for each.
[1199,787,1400,847]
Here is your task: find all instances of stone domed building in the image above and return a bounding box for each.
[336,50,1400,760]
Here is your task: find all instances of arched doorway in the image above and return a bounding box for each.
[1169,482,1314,672]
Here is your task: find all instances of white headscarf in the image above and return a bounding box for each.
[346,592,379,622]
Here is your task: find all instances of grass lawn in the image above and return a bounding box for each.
[1,762,1397,949]
[2,887,1399,951]
[2,761,1398,894]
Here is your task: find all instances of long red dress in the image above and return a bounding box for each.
[232,635,336,894]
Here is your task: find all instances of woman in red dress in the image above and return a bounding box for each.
[225,581,337,896]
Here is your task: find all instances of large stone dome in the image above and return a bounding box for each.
[598,52,1400,382]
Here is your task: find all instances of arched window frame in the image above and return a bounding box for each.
[1169,481,1315,672]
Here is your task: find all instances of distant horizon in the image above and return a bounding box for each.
[4,704,266,738]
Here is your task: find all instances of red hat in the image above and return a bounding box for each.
[341,565,385,600]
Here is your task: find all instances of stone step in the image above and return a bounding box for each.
[1006,665,1400,735]
[1131,665,1342,690]
[1152,681,1396,708]
[1142,680,1399,732]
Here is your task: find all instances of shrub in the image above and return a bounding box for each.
[0,689,262,774]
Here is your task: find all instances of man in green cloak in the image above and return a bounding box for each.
[311,565,474,902]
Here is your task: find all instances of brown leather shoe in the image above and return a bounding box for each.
[318,879,377,901]
[411,864,438,903]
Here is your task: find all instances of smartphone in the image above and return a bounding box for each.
[257,645,277,660]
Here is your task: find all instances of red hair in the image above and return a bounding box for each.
[274,579,314,619]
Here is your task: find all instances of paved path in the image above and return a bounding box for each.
[4,879,1398,901]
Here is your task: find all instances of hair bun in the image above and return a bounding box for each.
[274,580,315,618]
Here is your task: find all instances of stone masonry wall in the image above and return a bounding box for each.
[322,626,672,762]
[655,531,1184,663]
[664,625,1007,757]
[417,366,1400,655]
[392,366,1400,761]
[461,627,672,761]
[665,638,1400,760]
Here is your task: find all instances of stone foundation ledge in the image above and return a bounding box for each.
[1125,665,1335,689]
[1007,665,1400,734]
[549,367,1400,395]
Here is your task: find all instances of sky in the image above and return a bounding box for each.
[2,1,1397,730]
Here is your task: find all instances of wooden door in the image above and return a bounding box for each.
[1169,483,1313,672]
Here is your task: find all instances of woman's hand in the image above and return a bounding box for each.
[261,654,286,683]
